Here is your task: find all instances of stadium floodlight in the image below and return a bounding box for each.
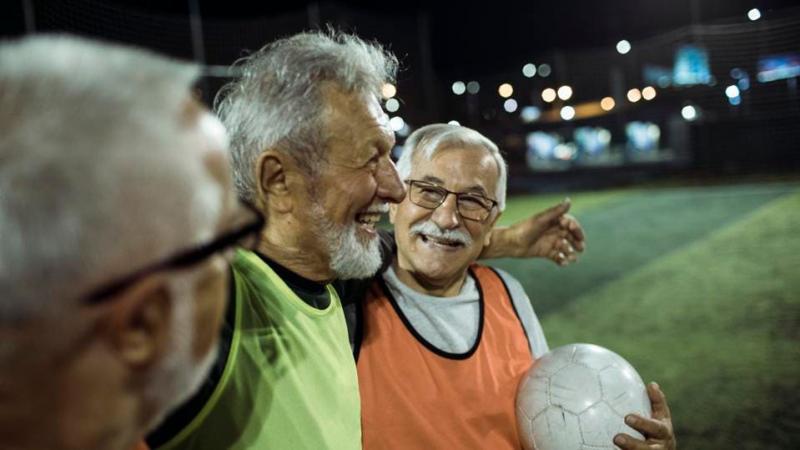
[557,85,573,101]
[616,40,631,55]
[520,106,541,123]
[541,88,557,103]
[498,83,514,98]
[681,105,697,121]
[725,85,741,99]
[504,98,518,113]
[747,8,761,21]
[385,98,400,113]
[627,88,642,103]
[389,116,405,131]
[522,63,537,78]
[538,63,552,77]
[452,81,466,95]
[560,106,576,121]
[381,83,397,99]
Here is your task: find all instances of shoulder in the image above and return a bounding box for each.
[471,265,526,295]
[490,267,525,290]
[483,267,549,358]
[470,265,532,314]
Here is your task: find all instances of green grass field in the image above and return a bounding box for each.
[490,181,800,450]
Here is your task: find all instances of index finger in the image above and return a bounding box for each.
[625,414,670,439]
[649,382,672,420]
[536,199,571,225]
[613,433,650,450]
[560,215,586,245]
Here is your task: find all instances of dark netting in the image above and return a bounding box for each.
[32,0,194,60]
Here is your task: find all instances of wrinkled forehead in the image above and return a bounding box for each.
[364,92,391,130]
[321,85,393,144]
[410,144,499,192]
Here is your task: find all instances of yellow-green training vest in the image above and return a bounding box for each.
[156,249,362,450]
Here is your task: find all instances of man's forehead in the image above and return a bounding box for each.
[322,86,394,146]
[411,147,498,190]
[365,94,390,127]
[363,95,393,140]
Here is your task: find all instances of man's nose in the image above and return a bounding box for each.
[375,156,406,203]
[431,193,461,230]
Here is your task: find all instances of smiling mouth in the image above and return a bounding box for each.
[419,233,465,249]
[356,212,382,231]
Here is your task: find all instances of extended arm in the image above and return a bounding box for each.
[480,199,585,265]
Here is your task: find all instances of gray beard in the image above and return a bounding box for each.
[312,202,383,280]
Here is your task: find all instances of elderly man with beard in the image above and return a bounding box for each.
[354,124,676,450]
[0,36,261,450]
[147,31,584,450]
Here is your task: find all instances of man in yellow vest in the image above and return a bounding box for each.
[147,31,586,450]
[355,123,677,450]
[0,35,259,450]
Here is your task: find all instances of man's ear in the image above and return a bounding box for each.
[256,150,293,214]
[484,211,503,247]
[389,203,398,224]
[104,276,172,370]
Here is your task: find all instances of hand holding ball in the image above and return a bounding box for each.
[516,344,651,450]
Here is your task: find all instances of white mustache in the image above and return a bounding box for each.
[410,220,472,247]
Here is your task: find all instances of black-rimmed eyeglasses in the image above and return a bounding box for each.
[405,179,497,222]
[83,200,264,304]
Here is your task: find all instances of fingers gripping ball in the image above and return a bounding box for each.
[516,344,651,450]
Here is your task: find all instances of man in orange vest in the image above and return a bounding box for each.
[0,36,261,450]
[355,123,676,450]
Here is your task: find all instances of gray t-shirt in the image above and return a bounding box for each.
[380,265,549,358]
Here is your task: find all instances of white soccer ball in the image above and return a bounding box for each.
[516,343,651,450]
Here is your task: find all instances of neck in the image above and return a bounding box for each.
[392,258,468,297]
[258,214,335,283]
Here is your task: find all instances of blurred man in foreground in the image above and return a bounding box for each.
[355,124,676,450]
[0,35,260,450]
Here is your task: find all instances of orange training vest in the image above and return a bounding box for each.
[356,264,535,450]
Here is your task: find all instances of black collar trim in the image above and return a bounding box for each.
[378,268,484,360]
[254,252,331,310]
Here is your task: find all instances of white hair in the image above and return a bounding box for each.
[0,35,217,323]
[214,29,398,204]
[397,124,508,211]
